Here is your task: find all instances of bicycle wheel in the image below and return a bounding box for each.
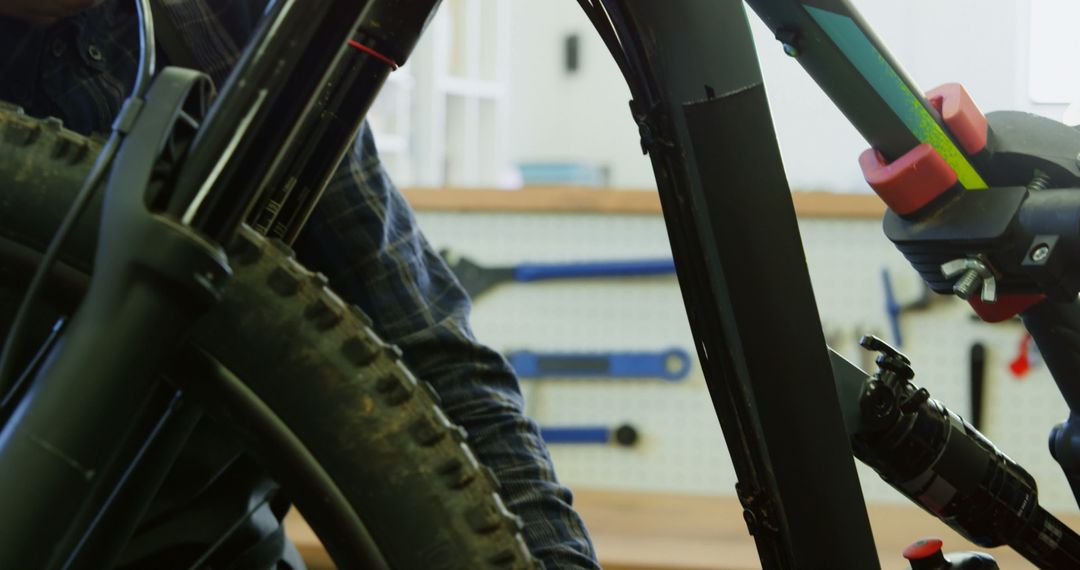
[0,102,537,569]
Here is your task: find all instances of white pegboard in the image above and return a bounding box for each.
[415,208,1079,513]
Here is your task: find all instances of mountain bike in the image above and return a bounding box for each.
[0,1,534,568]
[4,0,1080,568]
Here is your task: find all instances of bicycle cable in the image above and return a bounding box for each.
[576,0,635,98]
[576,0,660,155]
[595,1,654,103]
[0,0,156,396]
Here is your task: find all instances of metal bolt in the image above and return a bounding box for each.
[87,44,103,62]
[1031,244,1050,263]
[1027,173,1051,192]
[952,269,982,300]
[942,257,997,303]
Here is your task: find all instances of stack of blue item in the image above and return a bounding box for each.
[517,162,609,186]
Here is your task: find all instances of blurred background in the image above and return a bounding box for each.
[371,0,1077,191]
[354,1,1080,568]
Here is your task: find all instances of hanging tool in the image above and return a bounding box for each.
[540,424,639,447]
[507,348,691,381]
[1009,333,1042,379]
[882,267,933,347]
[441,250,675,299]
[970,342,986,431]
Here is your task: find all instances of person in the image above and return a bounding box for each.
[0,0,600,567]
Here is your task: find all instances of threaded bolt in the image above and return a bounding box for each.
[1031,244,1050,263]
[952,269,982,300]
[1028,173,1051,192]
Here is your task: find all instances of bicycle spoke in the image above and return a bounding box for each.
[0,317,65,423]
[184,495,271,570]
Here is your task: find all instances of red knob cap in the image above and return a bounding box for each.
[904,538,949,570]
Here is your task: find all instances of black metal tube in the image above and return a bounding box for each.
[742,0,990,198]
[166,0,371,240]
[247,0,443,244]
[853,366,1080,568]
[609,2,880,567]
[1023,300,1080,509]
[742,0,944,163]
[248,52,393,242]
[1024,300,1080,414]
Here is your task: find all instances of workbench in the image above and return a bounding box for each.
[284,489,1080,569]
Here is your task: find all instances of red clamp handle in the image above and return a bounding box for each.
[859,83,1043,321]
[858,83,986,215]
[858,143,956,215]
[926,83,988,155]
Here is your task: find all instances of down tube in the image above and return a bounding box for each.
[614,2,879,567]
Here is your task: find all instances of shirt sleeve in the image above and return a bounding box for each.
[292,123,601,569]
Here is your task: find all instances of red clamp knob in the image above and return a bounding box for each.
[969,294,1043,323]
[903,538,948,569]
[858,83,988,216]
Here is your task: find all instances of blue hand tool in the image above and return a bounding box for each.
[507,348,691,381]
[540,424,638,447]
[513,258,675,282]
[442,251,675,298]
[881,267,932,348]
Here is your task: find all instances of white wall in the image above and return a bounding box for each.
[505,1,652,188]
[507,0,1066,192]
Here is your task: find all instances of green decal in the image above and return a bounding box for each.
[805,5,987,190]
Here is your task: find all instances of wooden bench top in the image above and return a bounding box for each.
[285,489,1076,569]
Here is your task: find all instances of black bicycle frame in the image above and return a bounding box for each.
[592,0,1080,567]
[0,0,442,567]
[3,0,1075,567]
[606,2,881,566]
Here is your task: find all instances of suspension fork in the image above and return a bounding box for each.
[168,0,444,245]
[0,68,229,569]
[0,0,442,567]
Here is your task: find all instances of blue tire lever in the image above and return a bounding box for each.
[508,348,692,381]
[442,250,675,299]
[540,424,639,446]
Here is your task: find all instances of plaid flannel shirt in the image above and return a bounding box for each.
[0,1,598,568]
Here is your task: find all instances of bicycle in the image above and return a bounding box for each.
[0,0,536,568]
[4,0,1080,568]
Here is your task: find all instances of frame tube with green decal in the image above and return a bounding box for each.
[744,0,988,191]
